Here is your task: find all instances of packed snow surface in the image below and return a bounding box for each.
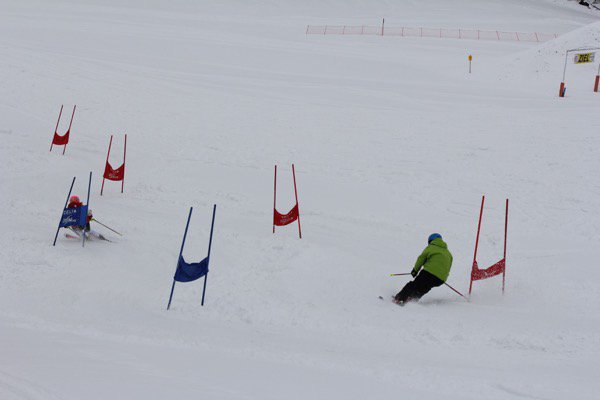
[1,0,599,399]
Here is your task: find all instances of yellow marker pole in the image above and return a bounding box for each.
[468,55,473,73]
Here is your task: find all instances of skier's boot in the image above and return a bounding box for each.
[392,296,406,306]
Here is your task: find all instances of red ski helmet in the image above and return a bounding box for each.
[69,195,80,203]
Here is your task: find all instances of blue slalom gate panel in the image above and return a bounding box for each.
[174,256,209,282]
[59,205,88,228]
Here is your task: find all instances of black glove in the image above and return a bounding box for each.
[411,269,418,278]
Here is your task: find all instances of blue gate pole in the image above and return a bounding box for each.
[82,171,92,248]
[53,177,76,246]
[167,207,193,310]
[201,204,217,306]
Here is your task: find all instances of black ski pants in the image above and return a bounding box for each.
[395,270,444,303]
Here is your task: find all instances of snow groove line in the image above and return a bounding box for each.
[306,25,558,43]
[0,370,64,400]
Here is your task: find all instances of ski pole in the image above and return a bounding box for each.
[444,282,468,301]
[390,273,412,277]
[91,218,123,236]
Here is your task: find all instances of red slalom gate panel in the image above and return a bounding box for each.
[101,134,127,195]
[469,196,509,295]
[273,164,302,238]
[105,163,125,181]
[274,204,299,226]
[471,259,506,281]
[49,105,76,155]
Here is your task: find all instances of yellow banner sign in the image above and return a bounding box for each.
[574,53,595,64]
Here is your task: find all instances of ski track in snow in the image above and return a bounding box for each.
[1,0,600,399]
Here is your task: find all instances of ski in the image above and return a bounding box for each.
[64,231,112,242]
[379,295,406,306]
[98,234,113,242]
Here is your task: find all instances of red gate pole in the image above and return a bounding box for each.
[503,198,509,294]
[469,196,485,295]
[292,164,302,239]
[50,105,63,152]
[273,165,277,234]
[63,105,76,155]
[101,135,113,196]
[560,51,569,97]
[121,134,127,193]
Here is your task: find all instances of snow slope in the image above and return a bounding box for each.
[1,0,599,398]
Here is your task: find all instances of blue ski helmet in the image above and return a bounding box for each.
[428,233,442,243]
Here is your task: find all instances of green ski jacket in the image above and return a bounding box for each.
[412,238,453,282]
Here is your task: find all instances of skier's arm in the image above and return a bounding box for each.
[412,247,429,274]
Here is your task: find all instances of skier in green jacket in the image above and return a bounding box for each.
[394,233,453,305]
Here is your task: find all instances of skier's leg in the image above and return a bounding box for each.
[68,226,83,237]
[395,281,418,303]
[412,270,444,301]
[87,229,107,240]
